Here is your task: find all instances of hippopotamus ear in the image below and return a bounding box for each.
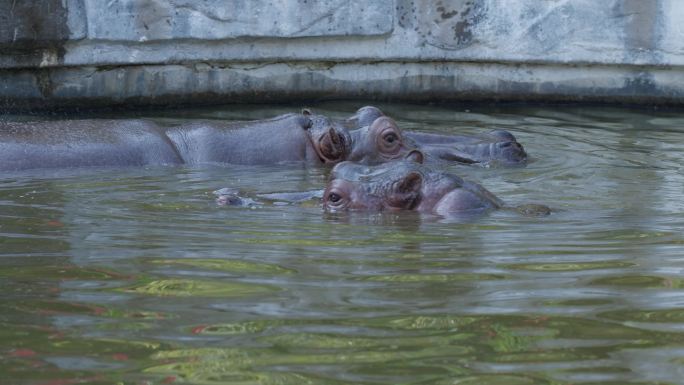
[404,150,424,164]
[355,106,385,127]
[297,110,313,130]
[388,172,422,209]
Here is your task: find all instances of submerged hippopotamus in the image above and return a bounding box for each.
[323,151,549,217]
[0,106,526,172]
[0,108,431,172]
[343,106,528,165]
[183,109,411,166]
[0,110,351,171]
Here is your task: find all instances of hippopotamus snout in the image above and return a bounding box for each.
[317,126,350,164]
[494,140,527,163]
[302,110,352,165]
[486,129,527,163]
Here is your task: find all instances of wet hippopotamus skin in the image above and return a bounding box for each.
[0,109,419,172]
[165,110,351,166]
[215,154,550,217]
[0,119,183,171]
[0,111,351,171]
[0,106,525,172]
[324,151,504,215]
[346,116,412,164]
[343,106,528,166]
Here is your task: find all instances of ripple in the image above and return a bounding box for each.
[432,374,546,385]
[147,258,296,275]
[505,261,636,272]
[354,273,507,283]
[590,275,683,288]
[190,321,273,336]
[600,309,684,323]
[0,262,129,281]
[119,278,278,297]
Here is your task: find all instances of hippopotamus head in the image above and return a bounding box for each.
[345,107,527,166]
[324,151,503,215]
[302,109,352,165]
[422,129,528,165]
[324,153,422,211]
[475,129,528,165]
[348,116,413,164]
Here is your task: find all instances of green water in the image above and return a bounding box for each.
[1,102,684,384]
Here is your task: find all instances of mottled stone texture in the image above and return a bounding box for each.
[2,0,684,109]
[83,0,393,40]
[400,0,485,49]
[0,0,70,48]
[0,0,85,68]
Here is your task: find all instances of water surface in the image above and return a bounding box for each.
[1,102,684,384]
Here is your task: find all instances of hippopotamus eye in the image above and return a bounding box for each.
[377,130,402,157]
[328,192,342,203]
[384,133,398,144]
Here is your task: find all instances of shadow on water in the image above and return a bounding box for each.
[2,103,684,384]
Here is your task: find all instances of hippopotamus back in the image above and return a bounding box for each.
[164,112,351,166]
[0,119,183,171]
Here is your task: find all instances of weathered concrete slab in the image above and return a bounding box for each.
[0,0,85,46]
[22,0,675,69]
[2,0,684,108]
[4,61,684,111]
[397,0,684,65]
[83,0,393,41]
[0,0,85,68]
[0,0,70,48]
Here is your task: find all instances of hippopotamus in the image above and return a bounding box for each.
[164,110,351,165]
[342,106,528,166]
[0,106,525,172]
[323,151,550,217]
[0,108,442,172]
[169,109,409,166]
[0,110,351,171]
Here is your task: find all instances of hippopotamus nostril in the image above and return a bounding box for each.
[498,141,523,151]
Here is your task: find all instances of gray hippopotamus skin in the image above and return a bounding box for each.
[0,119,183,171]
[343,106,528,165]
[0,106,524,172]
[323,151,550,216]
[164,110,351,166]
[346,116,412,164]
[0,111,351,171]
[324,151,502,215]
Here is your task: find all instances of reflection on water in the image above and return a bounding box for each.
[2,103,684,384]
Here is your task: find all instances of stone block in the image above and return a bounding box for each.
[0,0,69,48]
[83,0,393,41]
[0,0,85,49]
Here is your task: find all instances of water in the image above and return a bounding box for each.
[1,102,684,384]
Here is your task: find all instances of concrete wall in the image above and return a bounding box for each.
[2,0,684,110]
